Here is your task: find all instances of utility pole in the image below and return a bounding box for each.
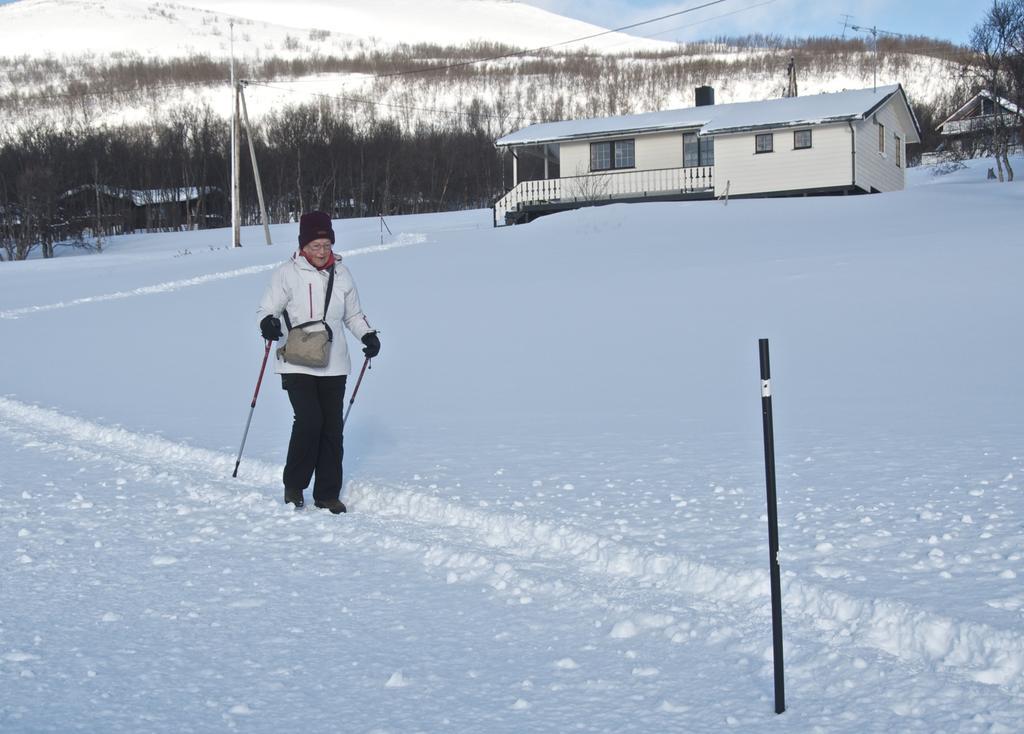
[784,57,798,98]
[230,20,242,247]
[238,82,273,245]
[93,160,103,252]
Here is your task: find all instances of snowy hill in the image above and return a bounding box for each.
[0,0,670,59]
[1,159,1023,731]
[0,0,962,135]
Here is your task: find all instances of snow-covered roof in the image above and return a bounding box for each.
[62,185,217,206]
[937,90,1022,131]
[497,85,914,147]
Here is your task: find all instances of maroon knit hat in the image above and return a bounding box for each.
[298,210,335,248]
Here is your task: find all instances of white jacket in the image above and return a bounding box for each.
[257,253,374,377]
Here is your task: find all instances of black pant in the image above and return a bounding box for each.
[282,373,347,502]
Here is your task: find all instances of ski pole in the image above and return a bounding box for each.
[343,356,372,428]
[232,339,273,478]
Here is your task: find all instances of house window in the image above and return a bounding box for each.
[683,134,715,166]
[700,136,714,166]
[755,133,774,153]
[614,139,635,168]
[878,122,886,153]
[894,134,902,167]
[683,134,698,166]
[794,129,812,149]
[591,139,635,171]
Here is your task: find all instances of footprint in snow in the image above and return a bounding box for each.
[3,652,40,662]
[228,599,266,609]
[986,594,1024,610]
[610,620,639,639]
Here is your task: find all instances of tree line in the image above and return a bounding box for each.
[1,33,969,101]
[0,101,506,260]
[2,33,970,129]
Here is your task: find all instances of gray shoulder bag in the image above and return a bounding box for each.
[276,266,335,368]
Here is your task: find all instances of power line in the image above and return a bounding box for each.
[610,0,780,46]
[368,0,730,79]
[238,0,919,130]
[248,0,731,85]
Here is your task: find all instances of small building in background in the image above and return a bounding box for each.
[934,90,1022,159]
[59,185,225,238]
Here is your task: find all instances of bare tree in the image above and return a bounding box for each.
[0,171,14,261]
[569,163,611,203]
[15,165,59,259]
[971,0,1024,181]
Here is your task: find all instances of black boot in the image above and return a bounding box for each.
[314,498,346,514]
[284,487,305,508]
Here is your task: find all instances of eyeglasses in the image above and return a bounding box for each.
[305,243,332,252]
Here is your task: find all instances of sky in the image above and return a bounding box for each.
[522,0,993,45]
[0,0,994,45]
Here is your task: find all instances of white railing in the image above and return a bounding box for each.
[942,115,1022,135]
[493,166,714,225]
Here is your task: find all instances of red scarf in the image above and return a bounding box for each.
[299,249,336,270]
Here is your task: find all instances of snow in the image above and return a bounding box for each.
[0,0,960,137]
[700,85,904,135]
[184,0,672,51]
[0,0,669,60]
[496,85,904,146]
[0,0,339,61]
[1,158,1023,731]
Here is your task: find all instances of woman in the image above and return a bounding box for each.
[256,211,380,513]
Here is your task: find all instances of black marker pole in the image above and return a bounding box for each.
[759,338,786,714]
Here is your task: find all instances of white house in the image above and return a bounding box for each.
[493,84,921,226]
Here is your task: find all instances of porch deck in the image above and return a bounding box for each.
[493,166,714,226]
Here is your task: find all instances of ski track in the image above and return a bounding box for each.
[1,394,1023,699]
[0,235,426,320]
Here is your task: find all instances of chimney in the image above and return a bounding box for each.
[695,86,715,107]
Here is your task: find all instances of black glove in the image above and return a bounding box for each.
[361,331,380,358]
[260,315,283,341]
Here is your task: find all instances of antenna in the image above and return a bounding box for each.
[849,22,905,91]
[839,14,854,39]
